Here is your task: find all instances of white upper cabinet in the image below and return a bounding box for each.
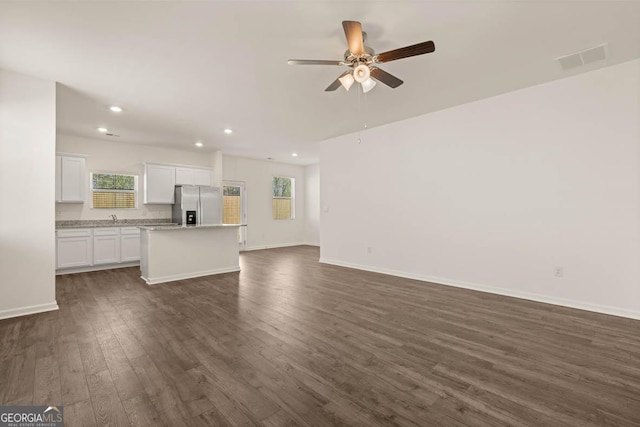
[144,164,176,204]
[55,156,62,202]
[175,167,195,186]
[145,163,214,204]
[175,167,213,186]
[194,169,213,186]
[56,154,86,203]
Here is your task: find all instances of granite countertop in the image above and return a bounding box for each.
[56,219,177,229]
[139,224,247,231]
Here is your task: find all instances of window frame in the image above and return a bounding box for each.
[272,175,295,220]
[223,180,247,251]
[90,172,139,210]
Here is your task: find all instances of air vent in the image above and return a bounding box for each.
[557,54,583,70]
[555,43,608,71]
[105,133,120,137]
[580,44,607,64]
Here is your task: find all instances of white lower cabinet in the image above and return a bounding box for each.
[120,227,141,262]
[57,230,93,269]
[93,228,121,265]
[56,227,141,272]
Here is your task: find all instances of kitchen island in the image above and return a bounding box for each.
[138,224,243,285]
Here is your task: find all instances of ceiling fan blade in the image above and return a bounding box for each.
[370,67,404,88]
[375,41,435,63]
[342,21,364,55]
[325,71,351,92]
[288,59,346,66]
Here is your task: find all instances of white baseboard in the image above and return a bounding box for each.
[319,258,640,321]
[142,266,240,285]
[0,302,59,320]
[244,242,307,251]
[56,261,140,275]
[304,242,320,247]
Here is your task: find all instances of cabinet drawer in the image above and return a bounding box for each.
[94,227,119,236]
[57,228,92,238]
[120,227,141,235]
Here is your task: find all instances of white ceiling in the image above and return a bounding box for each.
[1,1,639,165]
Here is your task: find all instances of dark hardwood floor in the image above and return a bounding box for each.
[1,245,639,426]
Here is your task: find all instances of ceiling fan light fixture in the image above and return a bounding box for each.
[353,64,370,83]
[288,20,435,93]
[338,73,355,91]
[361,77,377,93]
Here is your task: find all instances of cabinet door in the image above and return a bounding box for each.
[194,169,213,186]
[94,235,120,265]
[120,234,140,262]
[55,156,62,202]
[144,164,176,204]
[57,236,92,269]
[60,156,86,202]
[175,167,195,186]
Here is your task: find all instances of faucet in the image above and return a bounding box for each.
[109,214,118,223]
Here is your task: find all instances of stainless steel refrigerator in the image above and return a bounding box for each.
[172,185,222,225]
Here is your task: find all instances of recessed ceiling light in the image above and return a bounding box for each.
[195,141,203,147]
[292,153,298,157]
[109,106,122,113]
[224,128,233,135]
[97,127,108,133]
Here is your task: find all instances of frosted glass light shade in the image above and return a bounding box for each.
[339,73,355,91]
[353,64,371,83]
[361,77,377,93]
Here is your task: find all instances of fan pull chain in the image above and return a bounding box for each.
[364,85,368,130]
[356,80,369,144]
[357,82,362,144]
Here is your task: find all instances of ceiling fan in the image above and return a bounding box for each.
[288,20,435,93]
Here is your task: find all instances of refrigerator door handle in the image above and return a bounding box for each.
[197,196,201,225]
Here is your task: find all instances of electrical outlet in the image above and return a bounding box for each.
[554,267,564,277]
[367,246,373,254]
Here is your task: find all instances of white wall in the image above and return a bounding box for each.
[223,156,306,250]
[304,163,320,245]
[56,134,217,220]
[320,59,640,319]
[0,69,58,319]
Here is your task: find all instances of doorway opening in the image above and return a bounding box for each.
[223,181,246,251]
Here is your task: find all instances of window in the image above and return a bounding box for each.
[272,176,295,220]
[91,173,138,209]
[223,185,242,224]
